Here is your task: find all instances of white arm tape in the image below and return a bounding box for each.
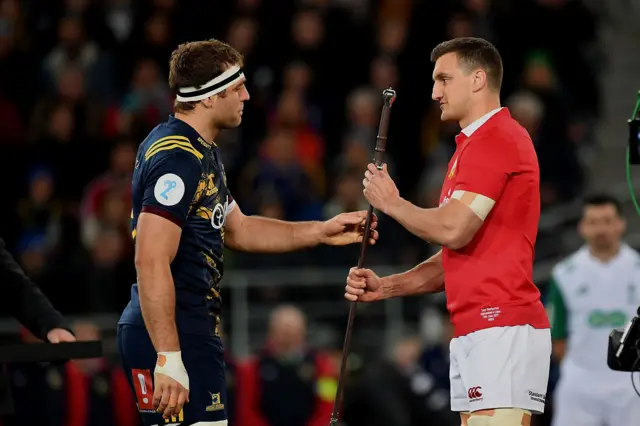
[155,351,190,390]
[451,190,496,220]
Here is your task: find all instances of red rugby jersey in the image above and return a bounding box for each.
[439,108,550,337]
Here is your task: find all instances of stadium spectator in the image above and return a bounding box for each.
[236,305,337,426]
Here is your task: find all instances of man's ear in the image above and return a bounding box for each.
[201,96,215,108]
[471,69,487,93]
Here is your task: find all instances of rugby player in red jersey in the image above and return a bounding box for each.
[344,37,550,426]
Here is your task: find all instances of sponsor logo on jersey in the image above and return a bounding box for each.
[211,197,233,230]
[587,309,627,328]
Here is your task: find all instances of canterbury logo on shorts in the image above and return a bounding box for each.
[468,386,483,400]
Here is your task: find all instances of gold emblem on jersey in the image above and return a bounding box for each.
[206,286,221,301]
[448,157,458,179]
[193,173,219,205]
[196,206,213,221]
[202,251,217,269]
[206,392,225,412]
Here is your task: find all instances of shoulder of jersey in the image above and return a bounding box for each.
[552,249,585,279]
[480,113,526,138]
[142,133,204,163]
[475,117,514,145]
[623,245,640,266]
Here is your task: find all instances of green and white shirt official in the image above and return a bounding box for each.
[547,243,640,380]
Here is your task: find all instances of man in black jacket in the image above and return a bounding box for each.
[0,238,74,342]
[0,237,75,414]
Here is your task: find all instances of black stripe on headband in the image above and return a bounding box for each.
[177,68,244,99]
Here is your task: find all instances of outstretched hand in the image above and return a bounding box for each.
[321,210,379,246]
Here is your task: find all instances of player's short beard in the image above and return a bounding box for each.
[215,117,241,130]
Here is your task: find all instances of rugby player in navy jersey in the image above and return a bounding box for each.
[116,39,378,426]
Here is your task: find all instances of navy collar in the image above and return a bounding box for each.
[167,114,216,155]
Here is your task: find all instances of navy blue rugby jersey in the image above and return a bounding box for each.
[119,115,235,336]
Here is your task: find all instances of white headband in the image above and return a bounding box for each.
[176,65,245,102]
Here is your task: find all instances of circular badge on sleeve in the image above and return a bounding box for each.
[154,173,185,206]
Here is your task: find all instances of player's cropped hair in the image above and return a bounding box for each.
[583,193,623,215]
[430,37,503,92]
[168,39,244,112]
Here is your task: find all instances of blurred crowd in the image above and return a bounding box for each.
[0,302,562,426]
[0,0,604,425]
[0,306,463,426]
[0,0,601,315]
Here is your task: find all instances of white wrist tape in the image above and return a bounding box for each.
[155,351,190,390]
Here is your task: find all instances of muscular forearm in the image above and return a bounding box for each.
[386,198,456,246]
[381,251,445,298]
[227,216,324,253]
[137,261,180,352]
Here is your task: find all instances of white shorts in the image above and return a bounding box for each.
[449,325,551,414]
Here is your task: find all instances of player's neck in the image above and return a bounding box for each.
[589,243,621,263]
[459,96,502,130]
[174,112,220,145]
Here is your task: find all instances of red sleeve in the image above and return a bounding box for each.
[64,362,88,426]
[454,135,514,201]
[235,358,270,426]
[306,352,338,426]
[112,367,139,426]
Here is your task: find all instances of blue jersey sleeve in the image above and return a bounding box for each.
[141,150,202,227]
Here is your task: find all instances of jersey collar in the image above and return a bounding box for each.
[167,114,217,155]
[460,107,505,137]
[580,243,632,265]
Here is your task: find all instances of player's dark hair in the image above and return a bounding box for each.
[168,39,244,113]
[430,37,503,92]
[583,193,623,216]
